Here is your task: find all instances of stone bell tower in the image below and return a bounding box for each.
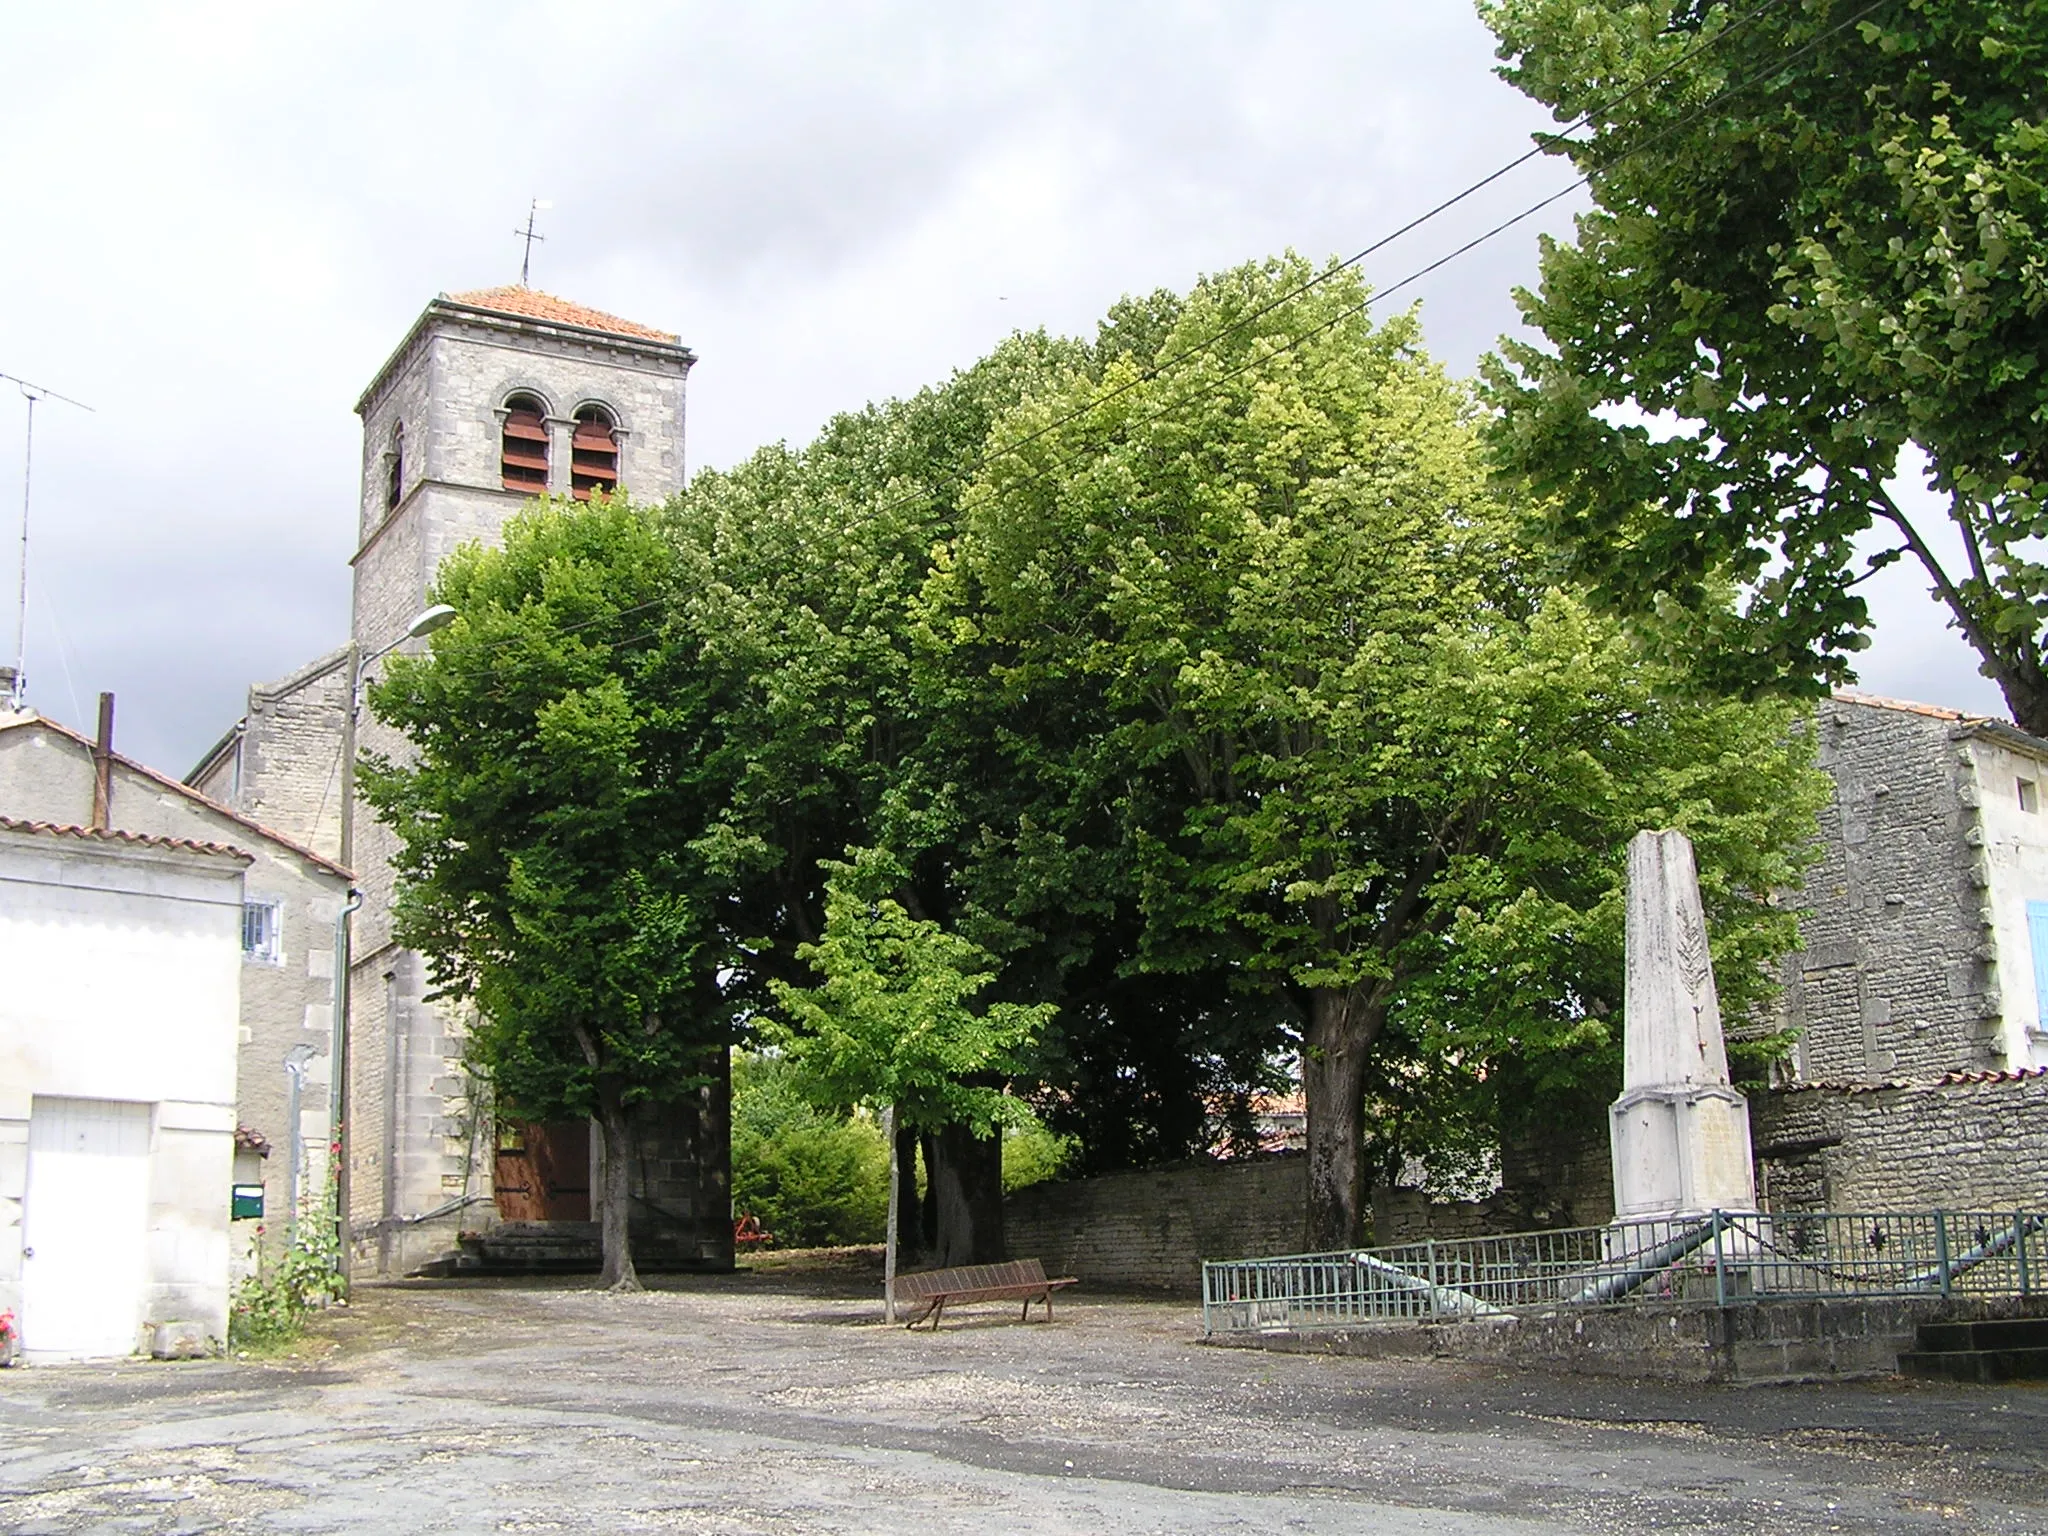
[344,287,719,1274]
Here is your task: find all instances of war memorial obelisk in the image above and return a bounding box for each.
[1609,829,1757,1222]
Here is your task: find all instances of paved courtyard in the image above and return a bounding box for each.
[2,1264,2046,1534]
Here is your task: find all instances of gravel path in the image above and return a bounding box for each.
[2,1269,2044,1533]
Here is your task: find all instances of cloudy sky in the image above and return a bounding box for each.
[0,2,2004,775]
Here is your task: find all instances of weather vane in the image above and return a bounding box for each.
[515,198,552,288]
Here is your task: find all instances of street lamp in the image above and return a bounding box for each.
[354,604,457,698]
[339,603,455,867]
[332,602,455,1287]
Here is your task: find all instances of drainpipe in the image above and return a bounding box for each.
[90,691,114,829]
[331,889,362,1284]
[283,1043,316,1241]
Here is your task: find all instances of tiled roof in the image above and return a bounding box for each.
[443,286,677,343]
[0,712,351,880]
[1829,688,1982,724]
[0,815,253,862]
[235,1126,273,1156]
[1775,1065,2048,1095]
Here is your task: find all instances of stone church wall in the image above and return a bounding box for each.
[1003,1157,1307,1293]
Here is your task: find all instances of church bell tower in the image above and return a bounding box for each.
[344,288,709,1275]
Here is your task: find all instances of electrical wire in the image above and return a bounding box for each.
[437,0,1882,664]
[1003,0,1892,486]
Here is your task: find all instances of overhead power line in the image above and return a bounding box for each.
[971,0,1805,476]
[1014,0,1893,476]
[435,0,1875,668]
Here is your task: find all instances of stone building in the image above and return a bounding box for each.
[192,286,732,1276]
[188,646,351,863]
[1754,690,2048,1213]
[1,703,351,1284]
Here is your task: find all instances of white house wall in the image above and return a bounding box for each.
[1965,735,2048,1068]
[0,832,244,1354]
[0,718,350,1260]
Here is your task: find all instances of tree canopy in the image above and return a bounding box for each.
[362,496,732,1288]
[367,253,1828,1259]
[945,254,1824,1246]
[1480,0,2048,731]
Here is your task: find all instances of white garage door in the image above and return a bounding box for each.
[22,1097,154,1359]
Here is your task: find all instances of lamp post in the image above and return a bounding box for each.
[332,602,455,1283]
[337,604,454,870]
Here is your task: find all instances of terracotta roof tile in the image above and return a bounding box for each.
[443,286,677,343]
[1830,688,1983,724]
[1775,1065,2048,1094]
[0,815,253,862]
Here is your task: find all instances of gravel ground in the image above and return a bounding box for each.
[2,1261,2045,1534]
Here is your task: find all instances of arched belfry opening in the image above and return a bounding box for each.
[500,394,551,493]
[571,404,619,500]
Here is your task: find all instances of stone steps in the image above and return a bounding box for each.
[413,1223,601,1277]
[1898,1318,2048,1382]
[408,1221,726,1277]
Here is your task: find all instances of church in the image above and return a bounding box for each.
[187,285,731,1277]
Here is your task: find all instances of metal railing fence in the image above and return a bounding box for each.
[1201,1209,2046,1335]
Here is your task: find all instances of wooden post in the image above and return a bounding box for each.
[882,1104,899,1323]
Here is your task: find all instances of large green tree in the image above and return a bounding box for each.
[363,497,733,1290]
[1481,0,2048,729]
[678,336,1282,1223]
[948,256,1825,1247]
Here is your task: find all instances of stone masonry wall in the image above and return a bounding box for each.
[1004,1157,1306,1293]
[1786,700,2005,1081]
[237,648,349,863]
[1753,1071,2048,1212]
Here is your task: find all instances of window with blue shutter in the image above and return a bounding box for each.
[2027,901,2048,1032]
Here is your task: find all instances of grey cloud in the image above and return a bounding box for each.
[0,1,2000,774]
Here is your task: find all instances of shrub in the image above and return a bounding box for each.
[1001,1121,1075,1193]
[730,1053,889,1247]
[229,1203,342,1351]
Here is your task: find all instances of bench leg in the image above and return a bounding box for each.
[928,1296,946,1332]
[1044,1289,1053,1322]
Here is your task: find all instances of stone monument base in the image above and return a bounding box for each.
[1609,1083,1757,1223]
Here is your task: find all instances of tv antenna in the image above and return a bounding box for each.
[2,371,94,713]
[515,198,552,287]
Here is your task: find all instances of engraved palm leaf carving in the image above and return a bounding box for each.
[1675,903,1712,997]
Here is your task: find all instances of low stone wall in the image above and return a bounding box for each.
[1754,1071,2048,1212]
[1204,1294,2048,1383]
[1004,1156,1305,1293]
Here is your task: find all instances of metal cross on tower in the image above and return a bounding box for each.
[514,198,551,288]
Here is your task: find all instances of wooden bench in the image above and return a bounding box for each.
[893,1258,1077,1330]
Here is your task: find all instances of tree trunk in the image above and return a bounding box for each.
[593,1082,641,1292]
[1302,987,1379,1253]
[917,1130,940,1255]
[1999,664,2048,742]
[896,1123,927,1263]
[882,1105,899,1322]
[928,1123,1004,1266]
